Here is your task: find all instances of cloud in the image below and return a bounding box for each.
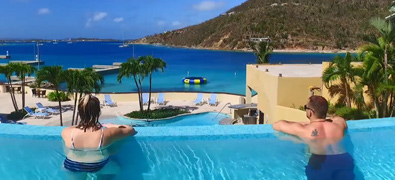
[193,1,225,11]
[86,12,108,28]
[172,21,181,27]
[114,17,124,23]
[93,12,108,21]
[38,8,50,15]
[157,20,166,26]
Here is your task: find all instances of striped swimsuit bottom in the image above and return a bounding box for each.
[64,157,109,173]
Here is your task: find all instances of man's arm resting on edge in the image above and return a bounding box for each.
[273,120,306,137]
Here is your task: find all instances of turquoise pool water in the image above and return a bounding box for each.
[100,112,230,127]
[0,118,392,179]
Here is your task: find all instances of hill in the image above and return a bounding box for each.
[134,0,392,51]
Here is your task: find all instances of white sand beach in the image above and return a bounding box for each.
[0,91,245,126]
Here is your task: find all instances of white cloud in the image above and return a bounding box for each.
[172,21,181,27]
[157,20,166,26]
[114,17,124,23]
[85,12,108,28]
[38,8,50,15]
[93,12,108,21]
[193,1,225,11]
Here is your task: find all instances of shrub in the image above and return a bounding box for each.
[125,108,189,119]
[48,91,70,102]
[334,107,369,120]
[7,108,36,120]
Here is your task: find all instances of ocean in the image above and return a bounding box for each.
[0,42,341,95]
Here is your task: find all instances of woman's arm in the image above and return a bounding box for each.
[104,123,136,142]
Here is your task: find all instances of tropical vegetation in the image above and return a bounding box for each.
[118,56,166,112]
[125,108,189,119]
[0,64,20,112]
[323,16,395,119]
[249,41,272,64]
[65,68,104,125]
[135,0,390,50]
[36,66,66,126]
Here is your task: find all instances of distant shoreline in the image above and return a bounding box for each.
[132,42,356,54]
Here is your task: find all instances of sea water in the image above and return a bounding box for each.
[0,42,340,95]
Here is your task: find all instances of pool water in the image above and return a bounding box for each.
[100,112,230,127]
[0,119,393,179]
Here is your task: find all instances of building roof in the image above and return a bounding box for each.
[255,64,323,77]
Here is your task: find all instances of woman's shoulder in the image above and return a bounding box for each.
[61,126,76,138]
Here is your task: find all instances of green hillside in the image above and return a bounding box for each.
[134,0,392,51]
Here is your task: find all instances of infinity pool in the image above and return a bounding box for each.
[0,118,394,179]
[100,112,230,127]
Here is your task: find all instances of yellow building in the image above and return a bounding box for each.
[245,64,323,124]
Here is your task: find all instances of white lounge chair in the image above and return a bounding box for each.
[194,93,204,106]
[104,94,117,107]
[24,107,49,119]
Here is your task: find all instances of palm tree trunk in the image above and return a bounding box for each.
[7,78,18,111]
[8,77,18,111]
[343,78,351,108]
[148,73,152,111]
[21,77,25,108]
[71,92,78,125]
[56,89,63,126]
[383,47,389,117]
[133,76,143,112]
[74,93,83,125]
[138,78,144,112]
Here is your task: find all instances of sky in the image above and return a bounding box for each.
[0,0,247,40]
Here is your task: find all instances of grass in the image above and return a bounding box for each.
[125,108,190,119]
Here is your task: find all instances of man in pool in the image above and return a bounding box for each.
[273,96,355,180]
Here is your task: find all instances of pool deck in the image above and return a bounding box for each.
[0,93,234,126]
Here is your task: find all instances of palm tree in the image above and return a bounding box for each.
[142,56,166,111]
[0,64,18,111]
[322,53,359,108]
[11,63,36,108]
[71,68,104,125]
[358,17,395,117]
[248,41,273,64]
[36,66,66,126]
[118,58,146,112]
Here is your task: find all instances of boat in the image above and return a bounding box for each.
[119,31,129,48]
[182,77,207,84]
[52,40,58,44]
[119,43,129,48]
[67,38,72,44]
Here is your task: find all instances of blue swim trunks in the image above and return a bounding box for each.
[305,153,355,180]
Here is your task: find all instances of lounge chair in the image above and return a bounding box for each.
[36,102,59,115]
[194,93,204,105]
[157,93,166,105]
[209,93,218,106]
[104,94,117,107]
[23,107,49,119]
[0,115,26,125]
[143,93,149,105]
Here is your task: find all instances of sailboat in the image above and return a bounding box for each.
[119,32,129,48]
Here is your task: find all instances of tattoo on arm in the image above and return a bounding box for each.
[311,129,318,137]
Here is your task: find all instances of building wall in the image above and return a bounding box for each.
[246,65,279,124]
[276,105,308,123]
[246,64,321,124]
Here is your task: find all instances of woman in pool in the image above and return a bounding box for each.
[61,94,135,177]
